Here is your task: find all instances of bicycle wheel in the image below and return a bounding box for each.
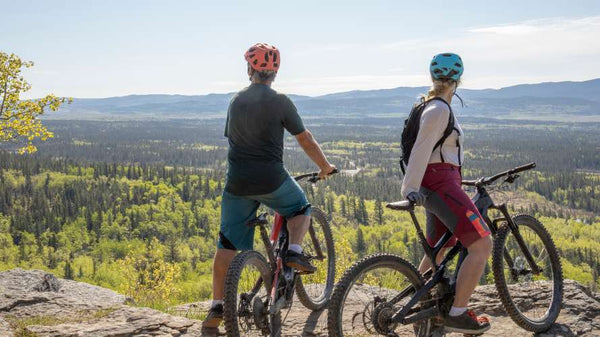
[492,214,563,332]
[296,207,336,311]
[224,250,273,337]
[327,253,433,337]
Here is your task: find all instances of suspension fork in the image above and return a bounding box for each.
[497,204,542,274]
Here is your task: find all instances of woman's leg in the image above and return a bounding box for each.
[453,235,492,307]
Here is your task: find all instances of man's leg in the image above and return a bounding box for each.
[203,191,258,335]
[212,248,237,302]
[257,176,313,272]
[287,214,310,246]
[202,248,237,334]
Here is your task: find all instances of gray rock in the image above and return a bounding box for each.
[1,268,599,336]
[0,269,199,336]
[26,307,198,337]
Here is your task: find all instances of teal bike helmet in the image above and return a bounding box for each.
[430,53,463,81]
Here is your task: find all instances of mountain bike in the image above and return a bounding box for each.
[327,163,563,336]
[223,171,337,337]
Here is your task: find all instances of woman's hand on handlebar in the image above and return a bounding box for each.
[407,191,427,206]
[318,164,337,179]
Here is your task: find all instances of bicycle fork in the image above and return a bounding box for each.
[497,204,543,276]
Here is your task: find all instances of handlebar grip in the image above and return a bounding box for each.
[461,180,478,186]
[511,162,536,174]
[306,168,339,183]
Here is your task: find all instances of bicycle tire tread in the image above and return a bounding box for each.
[492,214,563,333]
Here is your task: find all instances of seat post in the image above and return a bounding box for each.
[409,209,436,269]
[259,226,276,269]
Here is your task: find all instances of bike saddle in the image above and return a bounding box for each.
[386,200,414,211]
[246,212,269,227]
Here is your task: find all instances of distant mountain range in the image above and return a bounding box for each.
[52,78,600,119]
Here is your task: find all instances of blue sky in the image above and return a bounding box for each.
[3,0,600,98]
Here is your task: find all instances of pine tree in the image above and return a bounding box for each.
[64,261,74,280]
[356,228,366,255]
[374,198,384,226]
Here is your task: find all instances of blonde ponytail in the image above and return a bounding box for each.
[422,79,461,101]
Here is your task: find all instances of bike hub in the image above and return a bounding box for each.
[371,302,398,335]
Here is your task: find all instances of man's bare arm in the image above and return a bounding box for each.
[295,130,335,177]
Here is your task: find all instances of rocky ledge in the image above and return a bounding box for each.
[0,268,201,336]
[1,268,599,336]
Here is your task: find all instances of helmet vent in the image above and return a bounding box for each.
[260,63,267,68]
[455,63,462,67]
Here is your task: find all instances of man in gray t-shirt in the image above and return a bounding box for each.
[202,43,336,335]
[224,82,306,195]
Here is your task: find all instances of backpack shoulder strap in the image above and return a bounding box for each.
[427,98,454,163]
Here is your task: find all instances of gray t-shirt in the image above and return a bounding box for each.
[224,84,306,196]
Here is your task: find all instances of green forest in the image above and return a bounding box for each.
[0,117,599,310]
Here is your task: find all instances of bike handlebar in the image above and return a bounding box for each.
[294,168,339,183]
[462,162,536,187]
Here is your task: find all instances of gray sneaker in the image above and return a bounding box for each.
[201,304,223,337]
[444,309,491,335]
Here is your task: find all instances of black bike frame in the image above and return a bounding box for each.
[390,180,542,324]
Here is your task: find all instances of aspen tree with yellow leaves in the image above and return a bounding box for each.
[0,51,71,153]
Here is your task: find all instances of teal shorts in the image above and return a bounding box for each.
[218,175,311,251]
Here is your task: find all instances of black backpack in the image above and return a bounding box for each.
[400,97,461,175]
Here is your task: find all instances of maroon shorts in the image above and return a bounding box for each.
[421,163,491,248]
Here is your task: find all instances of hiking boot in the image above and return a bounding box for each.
[444,309,491,335]
[285,250,316,273]
[201,304,223,336]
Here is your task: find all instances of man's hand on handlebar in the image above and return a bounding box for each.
[318,164,337,179]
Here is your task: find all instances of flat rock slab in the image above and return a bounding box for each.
[0,269,200,336]
[27,307,200,337]
[1,268,599,336]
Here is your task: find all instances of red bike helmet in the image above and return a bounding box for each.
[244,43,280,72]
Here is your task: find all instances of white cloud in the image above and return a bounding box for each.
[298,16,600,92]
